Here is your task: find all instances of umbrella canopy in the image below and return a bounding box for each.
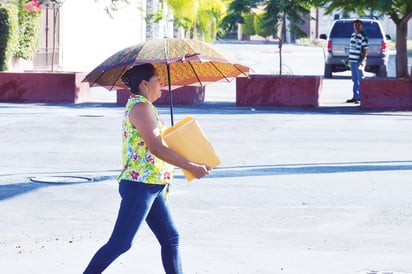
[83,38,250,124]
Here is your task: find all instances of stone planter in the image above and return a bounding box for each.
[0,72,90,103]
[236,74,323,107]
[117,86,205,106]
[360,78,412,110]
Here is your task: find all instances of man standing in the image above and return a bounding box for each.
[346,19,368,104]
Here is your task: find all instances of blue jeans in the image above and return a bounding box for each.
[350,61,363,101]
[83,180,182,274]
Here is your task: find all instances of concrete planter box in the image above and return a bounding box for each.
[117,86,205,106]
[236,75,323,107]
[0,72,90,103]
[360,78,412,110]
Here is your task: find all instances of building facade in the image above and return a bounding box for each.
[35,0,172,72]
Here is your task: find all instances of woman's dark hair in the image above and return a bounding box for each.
[121,63,156,95]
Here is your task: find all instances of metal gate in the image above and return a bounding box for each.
[33,1,61,71]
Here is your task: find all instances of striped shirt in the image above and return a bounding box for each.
[349,31,368,62]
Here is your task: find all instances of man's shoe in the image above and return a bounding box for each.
[346,98,356,103]
[354,100,360,104]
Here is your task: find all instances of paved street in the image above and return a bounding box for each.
[1,43,412,274]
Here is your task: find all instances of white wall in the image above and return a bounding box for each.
[60,0,146,72]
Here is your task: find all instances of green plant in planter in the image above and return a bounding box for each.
[0,3,19,71]
[15,0,42,60]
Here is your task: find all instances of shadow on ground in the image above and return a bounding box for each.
[2,160,412,201]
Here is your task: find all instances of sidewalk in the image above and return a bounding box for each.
[1,44,412,274]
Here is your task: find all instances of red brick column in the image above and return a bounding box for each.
[360,79,412,110]
[0,72,90,103]
[236,75,323,107]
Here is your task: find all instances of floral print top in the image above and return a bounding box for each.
[117,95,174,184]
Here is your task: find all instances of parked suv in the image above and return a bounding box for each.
[320,18,390,78]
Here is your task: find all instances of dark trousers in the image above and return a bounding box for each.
[83,180,182,274]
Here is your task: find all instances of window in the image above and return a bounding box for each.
[330,21,383,39]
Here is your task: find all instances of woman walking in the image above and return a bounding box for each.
[83,63,210,274]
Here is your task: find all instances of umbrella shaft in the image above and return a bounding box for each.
[167,64,174,126]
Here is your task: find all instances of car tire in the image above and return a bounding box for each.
[376,65,387,78]
[324,64,332,78]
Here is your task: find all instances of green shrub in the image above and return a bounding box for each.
[0,3,19,71]
[254,12,274,39]
[15,0,42,60]
[242,13,255,36]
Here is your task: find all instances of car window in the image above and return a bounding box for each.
[330,22,353,38]
[362,22,383,38]
[330,21,383,39]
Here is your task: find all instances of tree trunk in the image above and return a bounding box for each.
[279,40,283,75]
[278,13,286,75]
[395,20,409,78]
[146,0,160,40]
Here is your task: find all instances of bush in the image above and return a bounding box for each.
[15,0,42,60]
[0,3,19,71]
[242,13,255,36]
[254,12,274,39]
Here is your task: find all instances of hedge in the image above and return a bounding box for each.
[254,12,275,38]
[0,3,19,71]
[242,13,255,36]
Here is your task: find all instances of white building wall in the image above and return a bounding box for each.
[60,0,146,72]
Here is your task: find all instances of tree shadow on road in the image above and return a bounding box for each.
[0,182,45,201]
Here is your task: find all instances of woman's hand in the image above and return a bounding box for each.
[187,163,211,179]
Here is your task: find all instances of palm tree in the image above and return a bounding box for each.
[105,0,225,41]
[166,0,225,40]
